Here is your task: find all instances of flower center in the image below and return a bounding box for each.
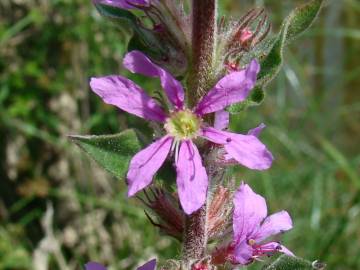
[248,239,256,246]
[164,109,201,140]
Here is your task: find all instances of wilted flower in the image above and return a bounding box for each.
[90,50,273,214]
[85,258,156,270]
[229,182,293,264]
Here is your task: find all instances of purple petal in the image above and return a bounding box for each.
[123,51,184,108]
[214,110,229,130]
[258,242,295,257]
[233,182,267,243]
[94,0,150,9]
[137,259,157,270]
[278,245,295,256]
[201,127,273,170]
[90,75,166,122]
[247,123,266,137]
[85,262,107,270]
[195,59,260,115]
[254,211,293,242]
[127,136,173,196]
[176,140,208,214]
[233,241,253,265]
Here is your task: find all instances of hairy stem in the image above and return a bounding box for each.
[187,0,217,107]
[182,0,218,264]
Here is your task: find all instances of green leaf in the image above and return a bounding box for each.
[258,0,323,86]
[94,3,137,25]
[284,0,324,44]
[263,255,326,270]
[95,3,162,53]
[69,129,141,179]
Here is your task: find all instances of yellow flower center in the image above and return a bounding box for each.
[164,109,201,140]
[248,239,256,246]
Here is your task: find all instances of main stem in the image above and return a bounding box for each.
[187,0,217,108]
[182,0,217,264]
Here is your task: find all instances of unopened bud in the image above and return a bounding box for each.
[207,186,233,239]
[239,28,253,45]
[138,187,184,240]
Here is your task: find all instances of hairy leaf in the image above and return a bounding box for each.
[69,129,141,179]
[263,255,326,270]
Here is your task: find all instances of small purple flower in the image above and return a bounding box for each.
[90,51,273,214]
[93,0,151,10]
[230,182,293,265]
[85,262,106,270]
[85,258,156,270]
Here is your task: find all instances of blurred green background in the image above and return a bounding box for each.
[0,0,359,269]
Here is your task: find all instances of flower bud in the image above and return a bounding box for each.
[207,186,233,239]
[219,8,271,73]
[138,187,184,240]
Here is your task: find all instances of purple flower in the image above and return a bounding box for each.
[93,0,150,10]
[85,262,106,270]
[231,182,293,265]
[85,259,156,270]
[90,50,273,214]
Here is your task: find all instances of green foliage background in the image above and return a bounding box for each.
[0,0,359,269]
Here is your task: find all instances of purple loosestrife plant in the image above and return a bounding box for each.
[90,50,273,214]
[71,0,325,269]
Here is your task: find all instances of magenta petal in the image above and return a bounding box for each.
[90,75,166,122]
[233,241,253,265]
[123,51,184,108]
[195,59,260,115]
[137,259,157,270]
[225,134,273,170]
[214,110,230,130]
[254,211,293,242]
[278,245,295,257]
[201,127,273,170]
[94,0,150,9]
[85,262,107,270]
[247,123,266,137]
[127,136,173,196]
[200,127,229,144]
[176,141,208,215]
[233,182,267,243]
[258,242,295,257]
